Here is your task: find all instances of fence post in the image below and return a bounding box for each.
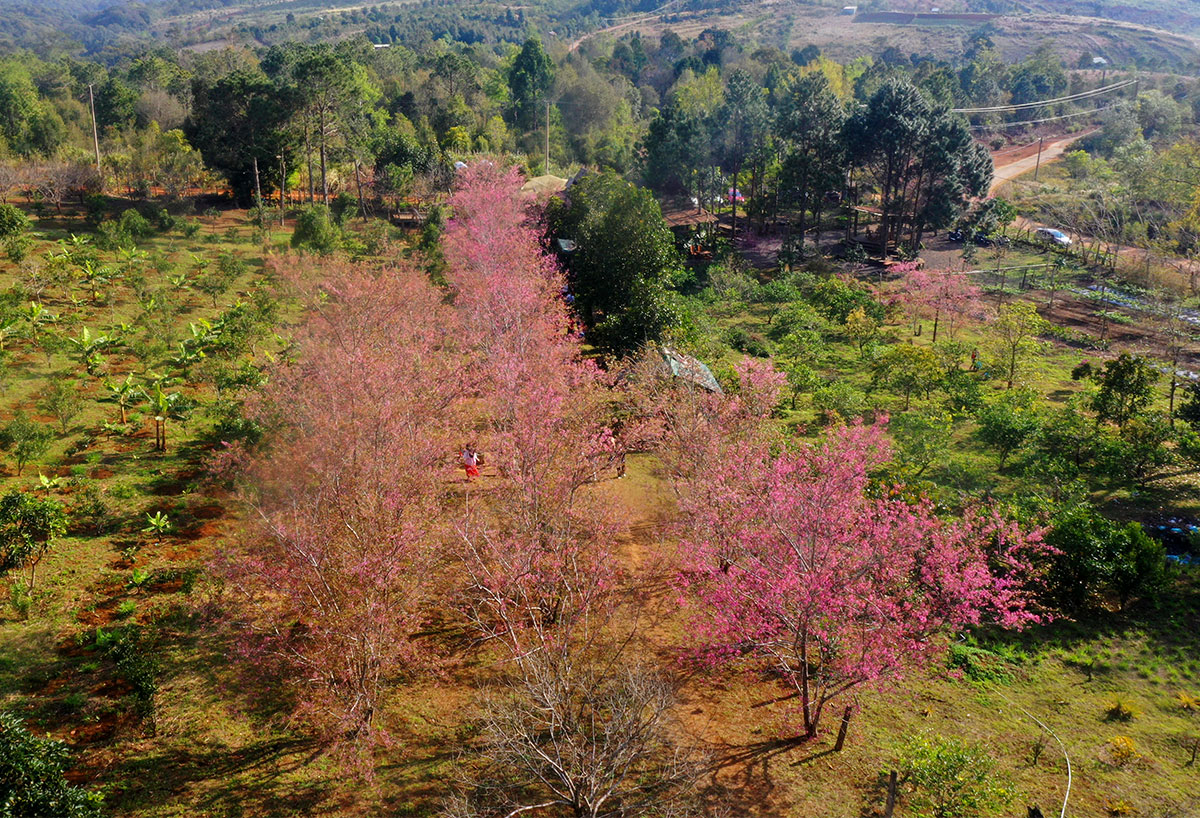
[883,769,898,817]
[834,705,853,752]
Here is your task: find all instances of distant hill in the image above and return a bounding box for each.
[0,0,246,54]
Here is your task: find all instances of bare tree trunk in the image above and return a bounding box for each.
[354,159,365,220]
[883,770,898,817]
[319,109,329,207]
[305,118,314,204]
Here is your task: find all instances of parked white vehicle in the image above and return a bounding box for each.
[1035,227,1072,247]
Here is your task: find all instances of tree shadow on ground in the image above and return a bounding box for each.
[107,734,329,816]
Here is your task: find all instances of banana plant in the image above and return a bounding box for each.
[103,373,145,424]
[67,327,111,376]
[116,246,148,271]
[142,511,172,544]
[0,316,17,351]
[37,472,64,491]
[20,301,55,341]
[169,341,205,372]
[145,380,192,452]
[77,259,117,303]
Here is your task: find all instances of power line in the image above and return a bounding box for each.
[952,79,1136,114]
[970,104,1117,130]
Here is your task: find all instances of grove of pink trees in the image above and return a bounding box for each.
[218,163,1047,777]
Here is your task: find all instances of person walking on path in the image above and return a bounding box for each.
[461,444,480,482]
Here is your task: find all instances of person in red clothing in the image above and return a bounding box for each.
[461,444,480,481]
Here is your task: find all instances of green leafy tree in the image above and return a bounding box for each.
[988,302,1046,389]
[293,48,369,205]
[1102,412,1174,488]
[898,735,1014,818]
[546,172,683,352]
[508,36,555,132]
[0,491,68,591]
[775,326,825,409]
[777,72,846,250]
[187,70,294,205]
[1091,352,1158,429]
[0,711,101,817]
[0,60,66,156]
[0,413,52,477]
[844,305,878,355]
[872,344,941,410]
[891,409,954,477]
[1045,505,1166,611]
[717,69,769,236]
[643,102,710,195]
[844,79,991,251]
[754,278,801,324]
[974,389,1039,468]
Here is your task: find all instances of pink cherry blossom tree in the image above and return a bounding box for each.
[215,257,470,756]
[443,164,628,656]
[676,420,1046,741]
[898,266,985,342]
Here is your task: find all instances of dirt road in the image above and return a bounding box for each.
[987,131,1198,290]
[988,131,1091,196]
[568,0,682,52]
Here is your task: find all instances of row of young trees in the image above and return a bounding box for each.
[216,165,1048,808]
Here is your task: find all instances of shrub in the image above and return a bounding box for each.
[1103,735,1141,766]
[4,234,31,264]
[1104,697,1138,722]
[0,491,69,591]
[897,735,1014,818]
[807,275,884,324]
[724,326,769,357]
[0,203,30,240]
[93,219,132,251]
[93,625,158,726]
[290,206,340,254]
[0,710,102,817]
[0,414,54,477]
[9,578,30,618]
[812,380,867,423]
[118,208,154,239]
[330,191,357,226]
[1105,797,1134,816]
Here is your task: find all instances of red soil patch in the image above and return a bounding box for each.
[90,467,115,479]
[75,600,120,628]
[191,504,225,520]
[179,519,224,542]
[160,539,212,561]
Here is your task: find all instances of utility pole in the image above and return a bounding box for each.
[87,84,101,173]
[278,154,286,227]
[1033,136,1045,181]
[545,99,551,174]
[253,156,262,211]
